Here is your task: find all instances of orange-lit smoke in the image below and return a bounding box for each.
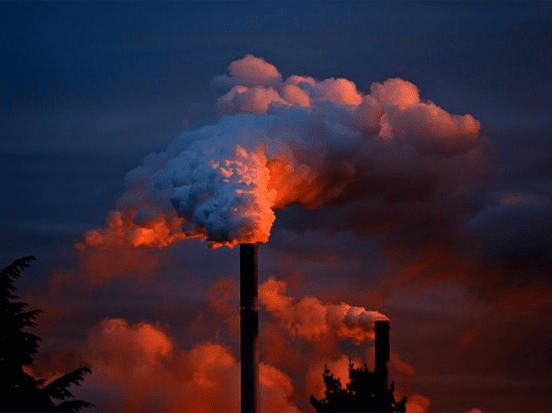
[405,394,431,413]
[260,276,388,343]
[73,318,300,413]
[79,54,483,253]
[196,275,429,412]
[26,271,432,413]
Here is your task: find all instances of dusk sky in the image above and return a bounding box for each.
[2,2,552,412]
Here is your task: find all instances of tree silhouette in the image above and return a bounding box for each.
[1,256,93,412]
[310,360,407,413]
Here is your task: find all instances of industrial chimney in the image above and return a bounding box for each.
[240,243,259,413]
[374,320,390,389]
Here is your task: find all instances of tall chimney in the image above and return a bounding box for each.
[240,243,259,413]
[374,320,390,389]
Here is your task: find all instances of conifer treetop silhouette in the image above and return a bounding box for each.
[310,360,407,413]
[1,256,93,412]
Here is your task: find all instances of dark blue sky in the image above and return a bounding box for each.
[2,2,552,412]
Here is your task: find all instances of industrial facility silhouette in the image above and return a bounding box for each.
[310,320,407,413]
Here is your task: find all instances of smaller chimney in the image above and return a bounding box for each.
[374,320,390,388]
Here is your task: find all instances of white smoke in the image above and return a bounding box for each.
[82,54,482,249]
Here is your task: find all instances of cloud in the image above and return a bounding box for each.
[211,54,283,90]
[405,394,431,413]
[57,56,516,410]
[25,265,436,413]
[185,274,429,412]
[466,191,552,278]
[307,77,363,106]
[79,54,488,257]
[371,78,421,110]
[72,318,299,413]
[260,276,388,343]
[218,85,287,115]
[468,192,552,252]
[369,78,480,154]
[74,211,173,284]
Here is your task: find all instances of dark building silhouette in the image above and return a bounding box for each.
[310,319,406,413]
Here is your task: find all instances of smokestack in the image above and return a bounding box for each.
[240,243,259,413]
[374,320,390,389]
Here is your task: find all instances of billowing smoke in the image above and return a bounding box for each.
[27,270,431,413]
[66,54,481,410]
[80,54,483,251]
[260,276,388,342]
[258,277,432,412]
[70,318,300,413]
[71,285,418,413]
[199,274,390,344]
[405,394,431,413]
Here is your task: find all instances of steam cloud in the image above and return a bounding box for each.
[66,286,419,413]
[80,54,482,250]
[201,275,428,412]
[28,273,428,413]
[65,54,482,411]
[260,276,388,342]
[72,318,300,413]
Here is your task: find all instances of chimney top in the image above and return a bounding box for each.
[375,319,390,329]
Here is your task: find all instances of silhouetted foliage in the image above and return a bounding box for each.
[310,361,407,413]
[1,256,93,412]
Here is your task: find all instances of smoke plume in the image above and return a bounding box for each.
[260,276,388,342]
[80,54,484,251]
[71,318,300,413]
